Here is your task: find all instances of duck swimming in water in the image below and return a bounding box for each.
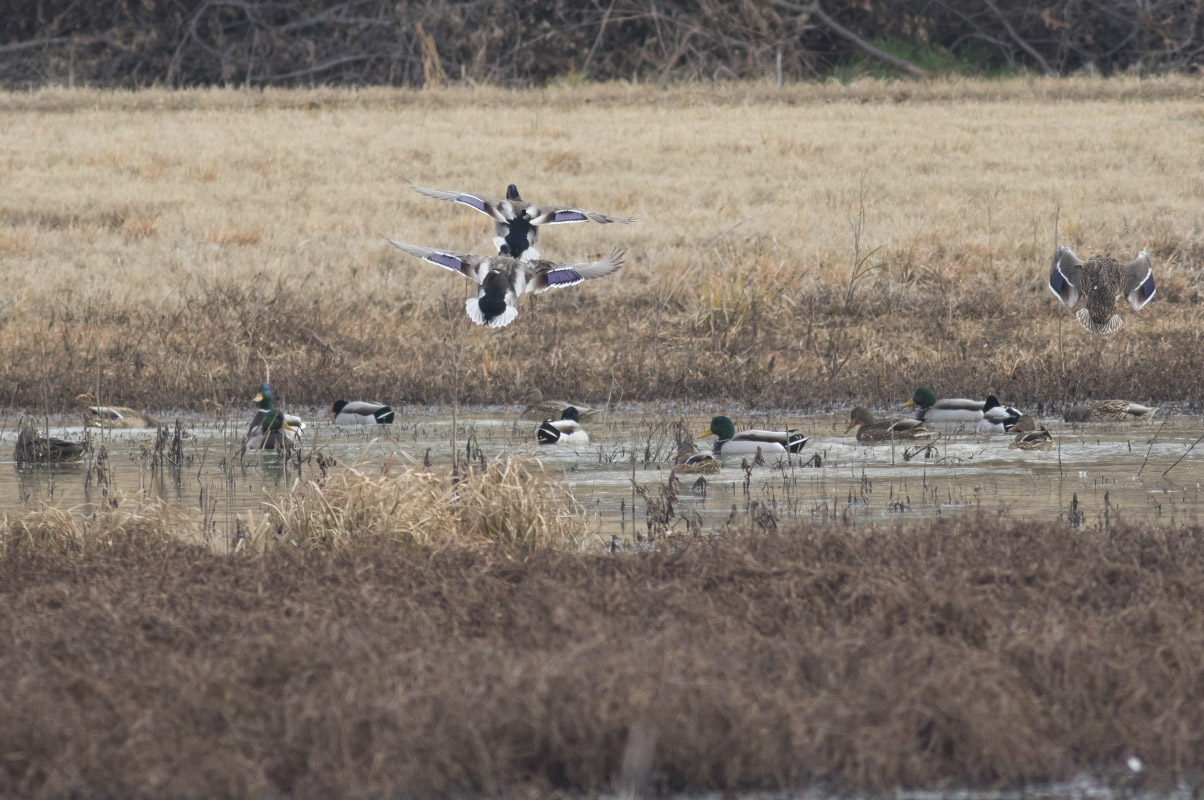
[1063,400,1158,423]
[406,180,634,262]
[14,422,87,464]
[903,387,1022,430]
[536,407,590,445]
[383,239,624,328]
[1008,427,1055,451]
[245,409,301,451]
[700,415,808,459]
[331,400,395,425]
[1048,246,1155,335]
[249,383,304,435]
[520,388,597,421]
[845,407,938,444]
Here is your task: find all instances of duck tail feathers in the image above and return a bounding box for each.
[1076,308,1122,335]
[786,434,809,453]
[536,421,560,445]
[465,298,520,328]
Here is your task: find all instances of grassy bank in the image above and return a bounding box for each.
[2,78,1203,413]
[3,507,1203,796]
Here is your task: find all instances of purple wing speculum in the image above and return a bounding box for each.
[550,211,589,223]
[1129,271,1155,310]
[544,269,584,287]
[454,194,489,213]
[428,252,465,271]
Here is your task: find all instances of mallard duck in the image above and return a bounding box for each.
[406,180,635,262]
[1008,426,1055,451]
[1048,246,1155,335]
[521,388,597,421]
[536,407,589,445]
[245,409,301,451]
[1064,401,1158,423]
[82,406,159,429]
[903,387,1022,428]
[700,415,808,458]
[14,422,87,464]
[1005,415,1037,433]
[976,396,1026,434]
[249,383,304,435]
[845,407,938,444]
[384,239,624,328]
[673,443,722,474]
[331,400,395,425]
[75,394,158,428]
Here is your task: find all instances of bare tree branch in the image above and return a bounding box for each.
[0,34,109,55]
[980,0,1057,76]
[768,0,929,78]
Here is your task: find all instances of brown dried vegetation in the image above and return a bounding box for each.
[2,81,1203,413]
[3,513,1204,796]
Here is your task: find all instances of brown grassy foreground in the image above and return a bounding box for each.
[3,480,1204,796]
[2,78,1204,413]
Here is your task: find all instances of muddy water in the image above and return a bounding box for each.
[2,408,1202,543]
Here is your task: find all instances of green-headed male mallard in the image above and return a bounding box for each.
[246,409,301,451]
[14,421,87,464]
[331,400,395,425]
[1048,246,1155,335]
[521,388,596,421]
[536,407,589,445]
[700,415,808,459]
[383,239,624,329]
[250,382,304,436]
[1064,401,1158,423]
[406,180,634,262]
[845,407,938,444]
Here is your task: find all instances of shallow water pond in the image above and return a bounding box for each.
[3,407,1203,545]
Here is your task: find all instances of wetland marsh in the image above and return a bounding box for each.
[4,406,1201,545]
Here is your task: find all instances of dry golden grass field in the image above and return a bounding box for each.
[2,77,1203,412]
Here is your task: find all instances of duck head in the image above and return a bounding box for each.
[982,395,1002,412]
[253,382,274,410]
[701,415,736,441]
[903,387,936,409]
[846,406,875,433]
[331,400,348,416]
[561,407,580,422]
[506,184,521,201]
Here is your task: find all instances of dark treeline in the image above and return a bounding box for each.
[2,0,1203,89]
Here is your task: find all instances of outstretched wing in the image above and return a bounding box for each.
[1124,249,1156,311]
[528,205,636,226]
[405,179,509,224]
[1048,245,1083,308]
[381,237,487,283]
[530,247,625,293]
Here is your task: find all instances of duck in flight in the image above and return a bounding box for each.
[383,238,624,328]
[1048,246,1155,335]
[406,180,634,261]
